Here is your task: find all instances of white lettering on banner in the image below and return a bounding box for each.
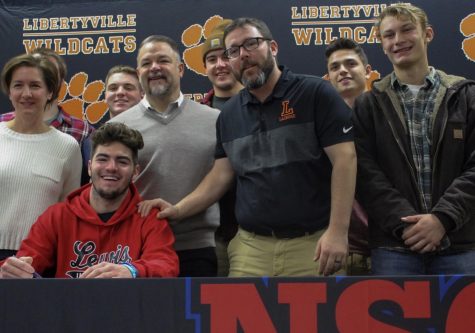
[290,3,410,46]
[22,14,137,55]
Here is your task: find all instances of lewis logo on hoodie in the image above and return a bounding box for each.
[66,240,132,278]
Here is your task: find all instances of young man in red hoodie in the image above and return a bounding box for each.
[0,122,179,278]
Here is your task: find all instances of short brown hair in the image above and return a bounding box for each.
[223,17,274,44]
[1,53,60,103]
[105,65,140,88]
[325,38,369,66]
[375,3,429,38]
[91,122,144,165]
[138,35,181,63]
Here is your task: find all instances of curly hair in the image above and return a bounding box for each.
[91,122,144,164]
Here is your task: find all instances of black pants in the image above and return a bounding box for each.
[177,247,217,277]
[0,250,17,261]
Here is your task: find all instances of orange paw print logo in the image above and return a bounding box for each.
[58,72,109,124]
[322,70,381,91]
[460,13,475,62]
[181,15,226,76]
[365,70,381,91]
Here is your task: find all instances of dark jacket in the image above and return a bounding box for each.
[353,70,475,252]
[201,88,238,241]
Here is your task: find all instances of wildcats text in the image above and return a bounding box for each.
[22,14,137,55]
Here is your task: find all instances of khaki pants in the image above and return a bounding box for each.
[228,227,327,277]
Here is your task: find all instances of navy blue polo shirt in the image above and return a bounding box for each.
[216,66,353,232]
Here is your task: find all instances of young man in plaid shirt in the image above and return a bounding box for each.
[353,4,475,275]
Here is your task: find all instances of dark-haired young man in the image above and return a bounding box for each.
[325,37,372,275]
[0,123,179,278]
[326,38,372,109]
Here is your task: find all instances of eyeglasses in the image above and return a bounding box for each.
[224,37,271,59]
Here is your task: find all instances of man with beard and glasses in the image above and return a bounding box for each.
[139,18,357,277]
[110,35,220,277]
[0,123,179,279]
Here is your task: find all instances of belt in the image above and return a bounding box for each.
[240,225,318,239]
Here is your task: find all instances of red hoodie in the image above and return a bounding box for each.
[10,183,179,278]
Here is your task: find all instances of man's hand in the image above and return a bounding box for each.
[137,198,178,220]
[401,214,445,253]
[79,262,133,279]
[314,229,348,276]
[0,256,35,278]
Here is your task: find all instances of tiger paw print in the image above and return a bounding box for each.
[460,13,475,62]
[181,15,225,76]
[58,72,109,124]
[365,70,381,91]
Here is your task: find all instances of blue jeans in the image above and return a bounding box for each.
[371,248,475,275]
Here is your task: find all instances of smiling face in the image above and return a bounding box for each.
[105,72,143,117]
[136,41,183,100]
[379,14,433,70]
[8,65,52,117]
[225,25,277,91]
[88,142,139,201]
[204,49,239,93]
[327,49,370,99]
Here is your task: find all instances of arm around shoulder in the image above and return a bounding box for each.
[176,157,235,218]
[138,158,235,220]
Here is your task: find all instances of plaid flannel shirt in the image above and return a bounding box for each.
[0,106,93,145]
[391,68,441,211]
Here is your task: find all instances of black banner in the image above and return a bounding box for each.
[0,0,474,124]
[1,276,475,332]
